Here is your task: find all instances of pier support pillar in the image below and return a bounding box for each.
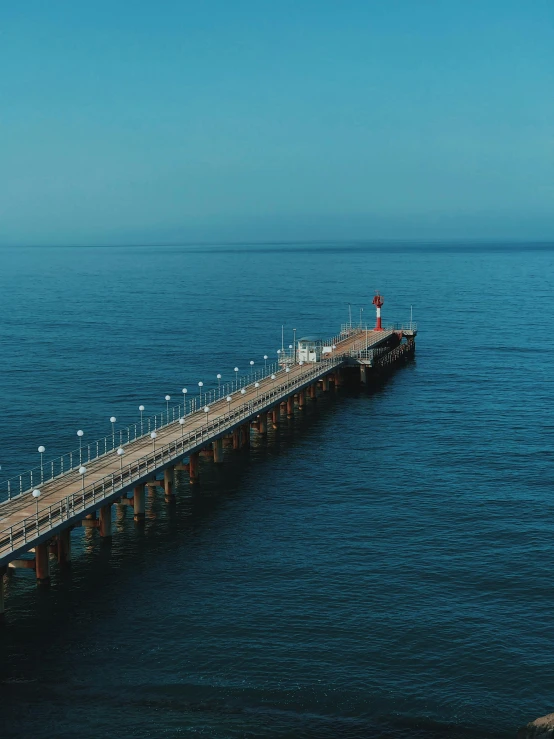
[35,542,50,584]
[212,438,224,463]
[115,501,127,522]
[286,396,294,416]
[147,480,158,496]
[334,370,343,389]
[189,452,200,484]
[322,375,330,392]
[57,528,71,566]
[272,407,280,428]
[232,429,241,450]
[133,484,145,521]
[240,423,250,448]
[99,504,112,538]
[258,412,268,435]
[309,383,317,400]
[0,567,6,622]
[298,389,305,409]
[360,365,367,385]
[164,466,175,500]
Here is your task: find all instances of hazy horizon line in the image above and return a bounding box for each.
[1,237,554,250]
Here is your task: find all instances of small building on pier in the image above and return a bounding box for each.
[297,336,323,363]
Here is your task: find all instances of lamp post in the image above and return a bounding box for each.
[79,466,87,492]
[110,417,116,448]
[165,395,171,423]
[359,306,364,328]
[204,406,210,425]
[255,382,260,397]
[77,430,84,465]
[117,447,124,470]
[234,367,239,391]
[179,417,185,436]
[240,388,246,398]
[263,355,268,373]
[198,381,204,407]
[271,373,276,388]
[216,374,222,396]
[139,405,145,435]
[293,328,297,362]
[150,431,157,452]
[348,302,352,328]
[38,446,45,483]
[285,366,290,385]
[226,395,232,414]
[32,488,41,519]
[182,388,187,416]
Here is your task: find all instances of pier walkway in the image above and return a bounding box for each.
[0,321,416,617]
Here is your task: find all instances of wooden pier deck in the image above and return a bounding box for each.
[0,322,416,617]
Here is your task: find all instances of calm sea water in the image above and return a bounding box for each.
[1,242,553,739]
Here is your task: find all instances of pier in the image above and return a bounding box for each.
[0,306,416,620]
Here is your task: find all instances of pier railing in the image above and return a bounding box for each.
[383,322,417,332]
[374,341,415,367]
[277,328,368,365]
[350,345,393,363]
[0,359,341,558]
[0,325,413,503]
[0,360,286,502]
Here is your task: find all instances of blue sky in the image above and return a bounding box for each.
[1,1,553,244]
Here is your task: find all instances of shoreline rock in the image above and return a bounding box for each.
[517,713,554,738]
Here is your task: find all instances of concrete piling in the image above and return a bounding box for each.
[35,542,50,584]
[133,484,145,521]
[57,528,71,566]
[189,452,200,484]
[99,504,112,538]
[240,423,250,448]
[164,466,175,500]
[258,412,268,434]
[213,438,224,463]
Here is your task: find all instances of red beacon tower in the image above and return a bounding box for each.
[372,292,384,330]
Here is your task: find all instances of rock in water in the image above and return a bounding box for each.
[517,713,554,738]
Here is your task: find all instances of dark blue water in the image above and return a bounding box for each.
[1,243,553,739]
